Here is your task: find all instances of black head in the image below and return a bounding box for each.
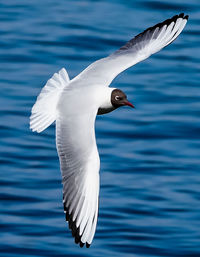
[111,89,134,109]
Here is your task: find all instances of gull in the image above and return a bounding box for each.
[30,13,188,248]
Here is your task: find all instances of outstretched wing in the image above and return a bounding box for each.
[75,13,188,87]
[56,109,99,248]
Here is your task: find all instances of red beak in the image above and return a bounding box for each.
[124,100,135,108]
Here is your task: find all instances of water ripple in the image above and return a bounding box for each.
[1,0,200,256]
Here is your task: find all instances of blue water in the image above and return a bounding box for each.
[1,0,200,256]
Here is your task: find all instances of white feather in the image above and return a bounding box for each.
[30,68,70,133]
[74,14,188,88]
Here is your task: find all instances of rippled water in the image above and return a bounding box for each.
[1,0,200,256]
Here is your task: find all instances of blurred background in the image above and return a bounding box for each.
[0,0,200,256]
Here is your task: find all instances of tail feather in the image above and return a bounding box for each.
[30,68,70,133]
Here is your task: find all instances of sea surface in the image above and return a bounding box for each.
[1,0,200,256]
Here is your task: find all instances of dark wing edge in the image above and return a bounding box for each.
[117,13,189,53]
[56,110,100,248]
[76,13,188,87]
[63,201,84,247]
[63,197,99,248]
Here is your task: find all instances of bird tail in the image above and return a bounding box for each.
[30,68,70,133]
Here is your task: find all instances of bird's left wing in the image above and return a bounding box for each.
[56,109,99,248]
[75,13,188,87]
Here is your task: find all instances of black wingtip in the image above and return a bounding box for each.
[118,12,189,52]
[184,15,189,20]
[179,13,184,18]
[63,202,93,249]
[178,13,189,20]
[79,242,84,248]
[142,13,188,33]
[171,13,189,23]
[86,242,91,248]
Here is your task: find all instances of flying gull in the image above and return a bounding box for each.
[30,13,188,248]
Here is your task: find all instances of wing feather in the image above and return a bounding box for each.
[56,110,99,248]
[30,68,70,132]
[74,13,188,87]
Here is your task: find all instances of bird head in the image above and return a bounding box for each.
[111,89,134,109]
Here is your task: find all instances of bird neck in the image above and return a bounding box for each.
[97,87,116,115]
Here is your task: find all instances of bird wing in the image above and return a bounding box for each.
[56,108,99,248]
[75,13,188,87]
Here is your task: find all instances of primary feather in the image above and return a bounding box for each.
[74,13,188,87]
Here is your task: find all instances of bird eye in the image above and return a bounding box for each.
[115,96,122,101]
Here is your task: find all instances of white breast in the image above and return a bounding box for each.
[57,85,115,116]
[97,87,116,115]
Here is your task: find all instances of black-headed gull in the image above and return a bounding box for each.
[30,13,188,248]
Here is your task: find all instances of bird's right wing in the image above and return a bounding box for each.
[56,109,100,248]
[75,13,188,87]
